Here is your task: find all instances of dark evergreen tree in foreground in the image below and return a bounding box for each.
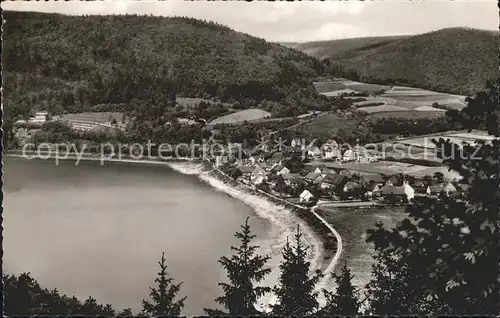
[365,79,500,315]
[205,217,271,316]
[272,226,323,316]
[320,262,361,316]
[3,272,117,316]
[142,252,186,316]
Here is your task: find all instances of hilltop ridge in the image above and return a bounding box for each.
[289,27,498,95]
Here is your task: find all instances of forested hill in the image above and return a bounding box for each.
[290,28,498,95]
[3,11,332,119]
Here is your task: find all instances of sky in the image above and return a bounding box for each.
[2,1,498,42]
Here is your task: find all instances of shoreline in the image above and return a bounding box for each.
[5,152,340,307]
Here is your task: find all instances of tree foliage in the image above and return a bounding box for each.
[3,272,117,316]
[272,226,323,316]
[320,262,361,316]
[365,79,500,315]
[142,252,186,316]
[205,217,271,316]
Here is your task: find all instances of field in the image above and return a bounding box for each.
[446,131,497,141]
[314,80,467,116]
[60,112,124,124]
[346,83,390,93]
[357,105,410,113]
[208,108,271,125]
[317,206,408,287]
[367,110,445,119]
[299,114,360,137]
[313,81,347,93]
[321,89,357,97]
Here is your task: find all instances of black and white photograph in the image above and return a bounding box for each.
[1,0,499,316]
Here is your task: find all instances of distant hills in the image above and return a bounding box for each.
[281,35,408,59]
[286,28,498,95]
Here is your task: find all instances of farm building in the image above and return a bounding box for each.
[381,181,415,202]
[321,173,349,191]
[429,182,458,196]
[283,173,304,187]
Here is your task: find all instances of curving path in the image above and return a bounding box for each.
[311,204,343,275]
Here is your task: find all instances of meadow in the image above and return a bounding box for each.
[60,112,124,124]
[208,108,272,125]
[314,80,467,116]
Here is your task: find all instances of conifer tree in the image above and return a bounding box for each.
[272,225,323,316]
[204,217,271,316]
[365,79,500,315]
[142,252,186,316]
[320,261,361,316]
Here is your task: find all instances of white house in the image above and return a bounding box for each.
[277,166,290,176]
[403,180,415,201]
[251,166,267,185]
[31,111,48,123]
[342,149,356,162]
[306,146,322,158]
[291,138,304,148]
[324,147,341,160]
[299,189,314,203]
[252,174,265,186]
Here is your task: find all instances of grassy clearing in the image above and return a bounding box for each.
[384,93,462,102]
[391,86,424,91]
[313,81,347,93]
[208,108,271,125]
[415,105,446,112]
[320,89,358,97]
[446,131,497,141]
[368,110,445,119]
[300,114,361,137]
[345,82,390,93]
[408,166,461,180]
[60,112,123,123]
[358,105,411,113]
[394,137,437,148]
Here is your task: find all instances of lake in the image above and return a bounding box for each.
[3,157,274,316]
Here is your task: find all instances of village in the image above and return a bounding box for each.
[212,136,466,208]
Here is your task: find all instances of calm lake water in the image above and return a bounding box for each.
[3,157,272,316]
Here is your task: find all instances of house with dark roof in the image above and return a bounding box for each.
[381,181,415,203]
[283,173,304,187]
[343,181,362,193]
[321,173,349,191]
[339,170,352,177]
[312,174,325,185]
[429,182,457,196]
[381,185,407,202]
[304,168,322,182]
[360,173,384,185]
[385,176,400,187]
[237,165,255,177]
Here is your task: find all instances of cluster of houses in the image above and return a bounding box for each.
[14,111,49,127]
[290,138,382,163]
[215,148,461,206]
